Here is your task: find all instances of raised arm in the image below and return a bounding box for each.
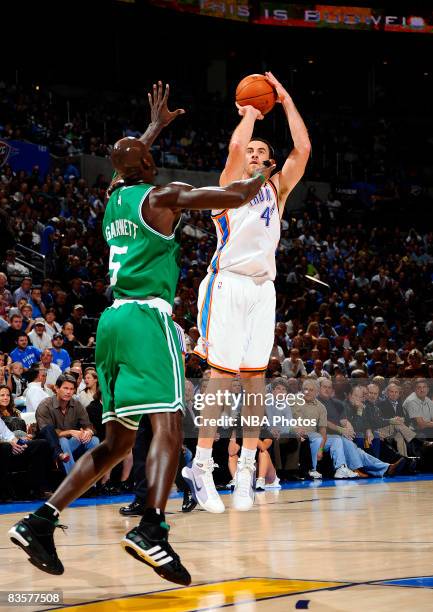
[220,105,264,187]
[265,71,311,212]
[139,81,185,149]
[150,163,275,213]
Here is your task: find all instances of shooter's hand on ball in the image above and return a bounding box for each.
[264,71,289,103]
[235,102,264,120]
[149,81,185,128]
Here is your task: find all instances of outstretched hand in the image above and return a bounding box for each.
[264,71,289,103]
[254,160,277,181]
[149,81,185,127]
[235,102,264,121]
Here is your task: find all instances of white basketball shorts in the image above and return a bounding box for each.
[194,271,276,373]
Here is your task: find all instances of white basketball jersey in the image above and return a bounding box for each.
[208,180,280,281]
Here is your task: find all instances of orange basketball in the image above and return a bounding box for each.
[235,74,277,115]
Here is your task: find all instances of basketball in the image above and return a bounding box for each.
[235,74,277,115]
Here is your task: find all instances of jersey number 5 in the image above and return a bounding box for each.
[109,245,128,286]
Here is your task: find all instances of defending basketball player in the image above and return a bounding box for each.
[8,83,275,586]
[184,71,311,513]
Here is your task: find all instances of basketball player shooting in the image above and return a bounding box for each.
[184,71,311,513]
[8,82,275,586]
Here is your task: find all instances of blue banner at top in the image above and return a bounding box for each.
[0,139,50,178]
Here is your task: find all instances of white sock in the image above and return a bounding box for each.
[240,447,256,461]
[195,446,212,463]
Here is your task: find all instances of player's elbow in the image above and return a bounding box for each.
[298,141,311,157]
[228,140,244,155]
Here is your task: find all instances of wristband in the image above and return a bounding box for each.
[253,172,266,184]
[319,447,325,452]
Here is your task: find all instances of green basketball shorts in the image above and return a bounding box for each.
[96,300,184,430]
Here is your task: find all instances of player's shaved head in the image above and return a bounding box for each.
[111,137,154,179]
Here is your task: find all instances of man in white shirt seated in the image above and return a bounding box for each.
[282,348,307,378]
[23,362,51,413]
[40,349,62,390]
[403,378,433,439]
[28,319,52,351]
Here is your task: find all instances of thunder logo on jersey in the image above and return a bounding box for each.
[207,181,280,281]
[249,185,273,207]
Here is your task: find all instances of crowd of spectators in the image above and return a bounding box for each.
[2,79,433,187]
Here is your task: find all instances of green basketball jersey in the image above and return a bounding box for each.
[103,183,181,304]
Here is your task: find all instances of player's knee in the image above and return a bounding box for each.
[153,419,182,452]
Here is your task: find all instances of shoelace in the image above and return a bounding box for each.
[201,459,220,499]
[236,461,255,496]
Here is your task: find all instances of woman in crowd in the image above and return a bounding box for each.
[79,369,98,408]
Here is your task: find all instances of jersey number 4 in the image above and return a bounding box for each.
[260,203,276,227]
[260,206,271,227]
[109,245,128,286]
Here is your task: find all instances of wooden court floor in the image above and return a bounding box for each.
[0,477,432,612]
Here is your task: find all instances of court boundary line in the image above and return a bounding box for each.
[38,573,433,611]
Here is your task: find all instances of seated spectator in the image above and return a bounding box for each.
[28,286,47,319]
[40,348,62,389]
[404,349,429,378]
[20,303,35,334]
[66,304,94,346]
[79,369,98,408]
[366,382,417,458]
[265,378,311,480]
[41,279,55,309]
[13,278,33,307]
[35,374,99,475]
[6,362,27,399]
[266,356,282,378]
[307,359,331,379]
[0,352,9,386]
[0,385,52,501]
[270,338,285,363]
[293,379,357,479]
[0,314,24,353]
[86,388,105,442]
[403,378,433,439]
[9,333,41,370]
[323,348,340,374]
[24,362,50,412]
[318,377,405,477]
[0,271,13,307]
[344,385,380,457]
[61,321,82,357]
[5,251,30,287]
[28,318,52,350]
[349,350,368,375]
[44,308,62,339]
[50,333,71,371]
[282,348,307,378]
[69,360,86,393]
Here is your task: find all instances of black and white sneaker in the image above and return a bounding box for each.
[8,515,66,575]
[119,500,146,516]
[121,522,191,586]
